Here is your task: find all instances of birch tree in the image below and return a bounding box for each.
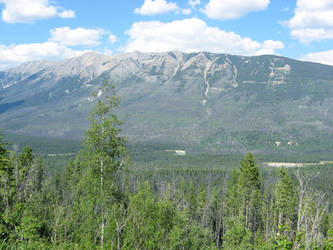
[79,82,128,248]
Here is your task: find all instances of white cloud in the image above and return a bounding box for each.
[182,8,191,15]
[0,42,89,69]
[125,18,283,56]
[302,50,333,66]
[254,40,284,55]
[102,48,113,56]
[0,25,114,69]
[0,0,75,23]
[109,34,117,44]
[286,0,333,43]
[49,27,107,47]
[290,28,333,43]
[202,0,269,20]
[189,0,200,9]
[58,10,75,18]
[134,0,179,15]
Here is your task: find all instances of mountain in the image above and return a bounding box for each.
[1,51,333,153]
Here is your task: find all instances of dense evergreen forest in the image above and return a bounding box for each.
[1,84,333,249]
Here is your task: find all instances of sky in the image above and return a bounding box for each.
[0,0,333,69]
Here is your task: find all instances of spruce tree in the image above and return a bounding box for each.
[274,167,296,235]
[0,132,15,240]
[239,153,263,236]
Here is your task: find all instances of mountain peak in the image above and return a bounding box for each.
[2,52,333,152]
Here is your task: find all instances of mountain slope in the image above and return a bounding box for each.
[1,51,333,153]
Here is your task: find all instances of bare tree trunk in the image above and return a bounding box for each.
[305,192,328,248]
[245,202,249,229]
[296,171,319,235]
[265,206,269,240]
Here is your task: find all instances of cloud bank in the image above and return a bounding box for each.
[134,0,179,15]
[0,26,116,69]
[0,0,75,23]
[202,0,270,20]
[49,27,110,47]
[286,0,333,43]
[125,18,283,56]
[302,50,333,66]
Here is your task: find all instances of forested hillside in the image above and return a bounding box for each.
[0,84,332,249]
[2,52,333,153]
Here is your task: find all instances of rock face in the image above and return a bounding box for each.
[1,51,333,152]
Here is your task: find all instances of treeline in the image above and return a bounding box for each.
[1,142,332,249]
[3,133,82,155]
[1,84,333,249]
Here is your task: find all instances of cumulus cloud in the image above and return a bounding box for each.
[49,27,108,46]
[58,10,75,18]
[134,0,179,15]
[0,42,89,69]
[188,0,200,9]
[202,0,269,20]
[109,34,117,44]
[182,8,191,15]
[302,50,333,66]
[0,25,116,69]
[254,40,284,55]
[290,29,333,43]
[286,0,333,43]
[125,18,283,56]
[0,0,75,23]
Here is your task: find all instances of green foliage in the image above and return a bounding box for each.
[68,81,129,248]
[123,182,216,249]
[4,53,333,155]
[0,132,15,242]
[223,218,252,249]
[225,169,241,218]
[274,167,296,242]
[124,182,175,249]
[80,82,127,192]
[322,228,333,250]
[0,132,10,172]
[239,153,263,235]
[240,153,261,192]
[17,214,44,243]
[275,224,293,249]
[1,91,333,249]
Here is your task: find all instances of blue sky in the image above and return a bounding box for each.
[0,0,333,69]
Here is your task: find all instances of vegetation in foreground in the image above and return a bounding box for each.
[0,84,333,249]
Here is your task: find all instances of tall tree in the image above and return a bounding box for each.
[0,132,13,208]
[78,82,128,248]
[17,146,34,202]
[0,132,15,240]
[274,167,296,233]
[239,153,263,236]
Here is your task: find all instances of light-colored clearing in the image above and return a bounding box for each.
[264,161,333,168]
[165,150,186,156]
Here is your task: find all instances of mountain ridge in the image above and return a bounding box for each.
[1,51,333,153]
